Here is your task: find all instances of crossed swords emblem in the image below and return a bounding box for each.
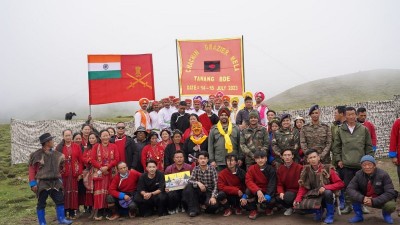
[126,71,152,90]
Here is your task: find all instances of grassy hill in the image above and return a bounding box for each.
[266,69,400,111]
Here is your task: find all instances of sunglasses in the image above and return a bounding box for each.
[117,127,125,129]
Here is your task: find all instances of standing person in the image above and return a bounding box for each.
[183,122,209,166]
[149,101,161,134]
[171,101,191,133]
[134,160,168,217]
[294,116,305,132]
[134,98,151,131]
[130,126,149,173]
[208,94,216,106]
[208,107,241,171]
[267,117,280,166]
[276,150,303,216]
[217,154,247,217]
[333,106,374,214]
[182,114,208,142]
[158,98,175,130]
[389,117,400,217]
[254,91,268,127]
[266,110,276,123]
[199,101,219,133]
[107,127,116,139]
[230,97,240,125]
[184,99,193,112]
[164,151,192,214]
[91,130,120,221]
[191,99,205,116]
[81,132,99,218]
[222,95,231,108]
[300,104,332,164]
[110,122,131,164]
[236,96,258,130]
[293,149,344,224]
[240,110,269,168]
[272,114,300,165]
[183,151,219,217]
[157,129,172,151]
[81,124,91,149]
[72,132,85,214]
[357,107,377,152]
[347,155,398,224]
[172,97,180,111]
[213,98,222,115]
[245,150,277,220]
[56,129,83,219]
[73,132,83,148]
[164,130,184,169]
[106,162,141,220]
[141,132,165,172]
[28,133,72,225]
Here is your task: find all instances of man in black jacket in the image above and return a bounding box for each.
[170,101,190,133]
[347,155,397,224]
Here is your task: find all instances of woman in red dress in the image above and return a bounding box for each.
[56,129,83,219]
[81,124,91,149]
[81,132,99,218]
[157,129,172,151]
[91,130,119,220]
[141,132,165,171]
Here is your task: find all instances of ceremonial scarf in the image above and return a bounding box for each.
[190,135,207,145]
[216,121,233,153]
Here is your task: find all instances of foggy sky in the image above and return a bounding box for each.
[1,0,400,123]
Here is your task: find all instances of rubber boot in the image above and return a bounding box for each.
[37,209,46,225]
[348,203,363,223]
[382,210,394,224]
[324,204,335,224]
[55,205,73,225]
[314,208,322,221]
[339,191,345,210]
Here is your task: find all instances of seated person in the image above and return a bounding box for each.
[134,159,167,217]
[182,151,219,217]
[245,150,277,220]
[107,162,141,220]
[217,153,247,217]
[347,155,398,224]
[293,149,344,224]
[276,149,303,216]
[164,150,192,214]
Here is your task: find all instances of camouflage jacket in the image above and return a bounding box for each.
[272,127,300,157]
[300,122,332,163]
[240,124,269,165]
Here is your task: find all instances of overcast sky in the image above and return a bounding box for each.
[1,0,400,123]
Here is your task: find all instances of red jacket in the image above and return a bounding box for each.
[295,165,344,203]
[362,121,377,147]
[218,168,246,196]
[245,164,276,195]
[389,118,400,161]
[277,162,303,194]
[109,169,141,199]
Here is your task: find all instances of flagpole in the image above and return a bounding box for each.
[241,35,245,92]
[175,39,181,99]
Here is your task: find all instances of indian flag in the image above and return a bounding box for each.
[88,55,121,80]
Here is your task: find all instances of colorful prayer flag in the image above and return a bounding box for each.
[88,54,155,105]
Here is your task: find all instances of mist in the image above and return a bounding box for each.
[1,0,400,123]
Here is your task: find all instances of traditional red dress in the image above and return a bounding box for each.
[114,135,127,163]
[81,147,94,207]
[91,143,119,209]
[141,144,165,171]
[157,140,172,151]
[61,143,82,210]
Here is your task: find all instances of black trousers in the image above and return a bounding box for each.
[216,191,241,209]
[133,192,167,216]
[322,190,334,205]
[276,191,297,208]
[182,184,219,214]
[245,188,275,211]
[167,190,186,211]
[37,189,64,210]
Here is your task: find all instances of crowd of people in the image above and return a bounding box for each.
[28,91,400,225]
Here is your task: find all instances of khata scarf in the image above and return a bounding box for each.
[216,121,233,153]
[190,135,207,145]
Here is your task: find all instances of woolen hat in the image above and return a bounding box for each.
[39,133,54,144]
[360,155,376,165]
[249,110,259,119]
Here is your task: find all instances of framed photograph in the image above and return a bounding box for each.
[165,171,191,191]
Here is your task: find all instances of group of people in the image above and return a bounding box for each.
[28,91,400,225]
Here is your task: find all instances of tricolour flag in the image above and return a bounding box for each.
[88,54,155,105]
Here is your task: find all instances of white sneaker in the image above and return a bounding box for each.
[284,208,294,216]
[168,210,176,215]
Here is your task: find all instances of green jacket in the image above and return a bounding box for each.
[332,122,373,169]
[240,124,269,166]
[208,123,241,166]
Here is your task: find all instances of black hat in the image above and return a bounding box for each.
[254,150,267,158]
[134,126,148,136]
[39,133,54,144]
[280,113,291,123]
[308,104,319,115]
